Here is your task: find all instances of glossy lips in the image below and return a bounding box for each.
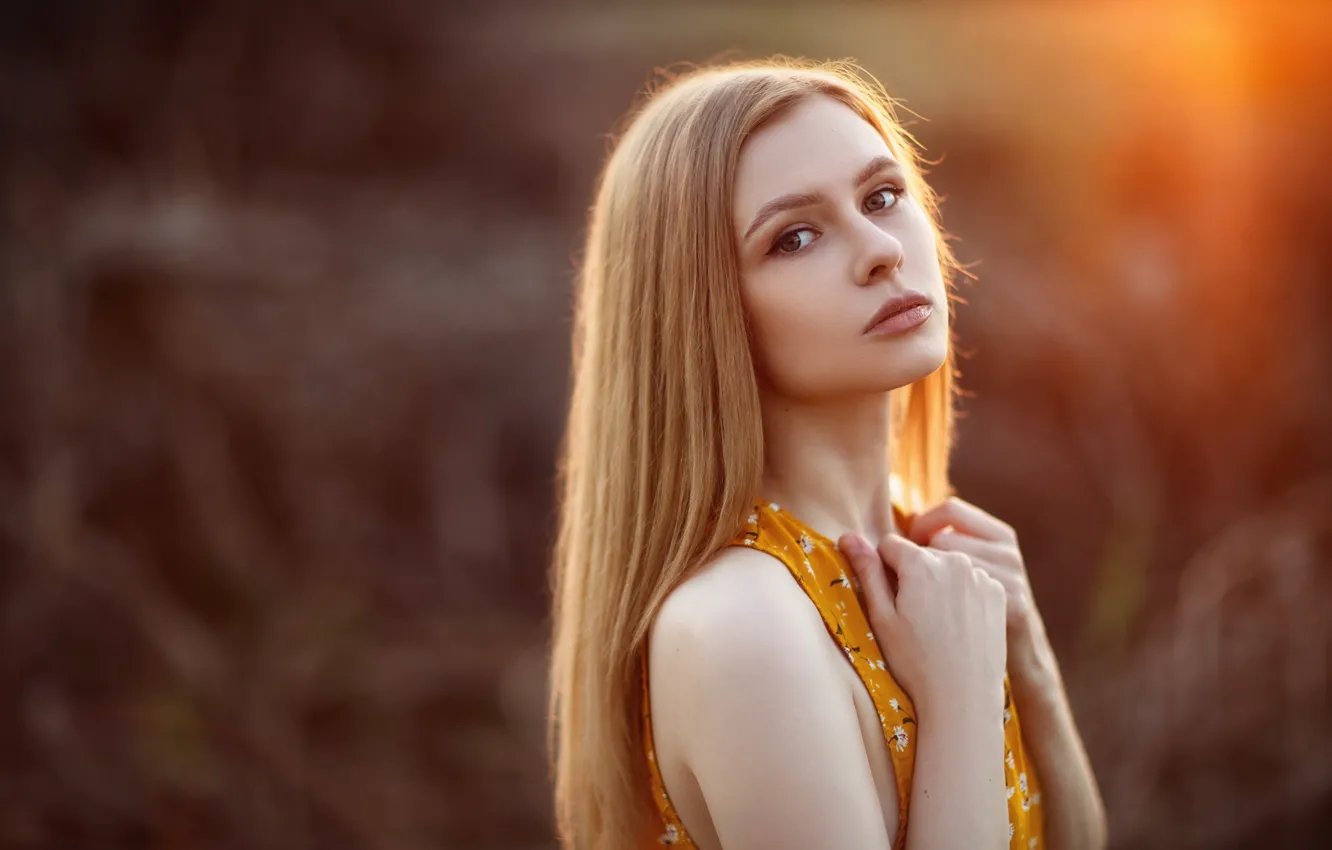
[862,291,933,337]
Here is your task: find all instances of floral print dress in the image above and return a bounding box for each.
[640,500,1045,850]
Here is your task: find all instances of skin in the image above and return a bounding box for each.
[888,498,1109,849]
[648,93,1106,850]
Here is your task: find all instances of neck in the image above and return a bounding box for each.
[758,388,901,546]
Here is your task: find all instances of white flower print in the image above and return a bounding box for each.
[1022,796,1031,812]
[1003,708,1012,725]
[659,823,679,844]
[1006,751,1016,770]
[1019,772,1029,795]
[1006,785,1015,800]
[1030,792,1041,805]
[799,533,815,553]
[892,725,909,752]
[768,502,780,511]
[747,513,758,525]
[1008,822,1015,841]
[888,698,900,712]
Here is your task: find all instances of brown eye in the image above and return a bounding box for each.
[773,228,816,255]
[864,186,902,213]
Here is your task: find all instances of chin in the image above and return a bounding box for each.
[879,332,949,389]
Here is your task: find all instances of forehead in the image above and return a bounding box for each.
[733,93,893,220]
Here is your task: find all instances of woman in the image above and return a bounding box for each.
[548,58,1106,850]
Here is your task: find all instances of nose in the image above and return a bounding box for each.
[852,219,905,287]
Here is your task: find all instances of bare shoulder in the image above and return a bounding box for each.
[650,545,830,685]
[646,547,895,848]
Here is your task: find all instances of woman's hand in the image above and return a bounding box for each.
[838,531,1008,717]
[902,500,1108,848]
[905,496,1056,686]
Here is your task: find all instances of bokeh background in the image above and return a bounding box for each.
[2,0,1330,848]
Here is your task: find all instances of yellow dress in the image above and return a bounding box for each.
[640,499,1045,850]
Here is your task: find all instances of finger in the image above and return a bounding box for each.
[873,531,925,568]
[906,496,1014,545]
[839,533,897,618]
[874,532,927,593]
[927,529,1009,563]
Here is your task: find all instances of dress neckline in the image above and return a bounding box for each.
[757,498,910,549]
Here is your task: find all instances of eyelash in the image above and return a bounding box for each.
[767,184,907,257]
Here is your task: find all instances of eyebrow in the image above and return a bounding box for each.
[742,156,903,242]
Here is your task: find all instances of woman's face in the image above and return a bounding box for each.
[732,93,949,400]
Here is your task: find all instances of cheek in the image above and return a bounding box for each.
[903,212,947,289]
[741,260,852,390]
[740,280,795,380]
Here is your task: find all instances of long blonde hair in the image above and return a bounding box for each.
[548,58,963,850]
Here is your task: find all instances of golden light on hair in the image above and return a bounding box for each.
[548,57,961,850]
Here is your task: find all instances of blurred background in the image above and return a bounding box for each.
[2,0,1330,847]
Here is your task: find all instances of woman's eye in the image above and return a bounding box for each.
[864,186,904,213]
[773,228,816,255]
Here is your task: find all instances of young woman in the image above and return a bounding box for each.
[548,59,1106,850]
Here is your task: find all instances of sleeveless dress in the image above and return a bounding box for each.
[640,499,1045,850]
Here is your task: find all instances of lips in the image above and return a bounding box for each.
[862,291,933,335]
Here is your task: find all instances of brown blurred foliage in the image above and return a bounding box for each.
[1,1,1330,849]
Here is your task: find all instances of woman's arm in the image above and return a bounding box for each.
[1009,613,1109,850]
[652,548,896,850]
[908,497,1109,849]
[840,533,1014,850]
[655,546,1011,850]
[904,683,1009,850]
